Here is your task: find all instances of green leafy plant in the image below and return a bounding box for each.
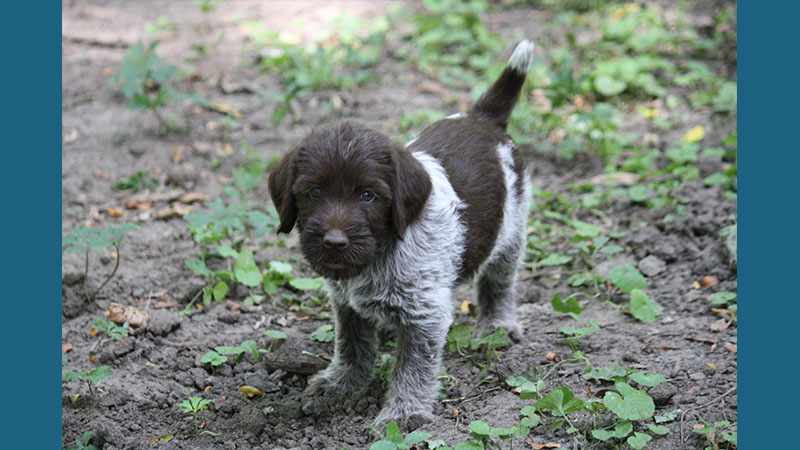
[397,108,446,143]
[109,40,184,130]
[194,0,220,14]
[183,192,283,313]
[64,431,99,450]
[692,418,737,450]
[92,316,130,341]
[591,55,674,98]
[604,264,663,323]
[457,419,529,449]
[446,325,509,367]
[177,396,218,436]
[405,0,502,88]
[63,223,140,300]
[310,324,334,343]
[536,386,586,433]
[203,333,287,368]
[63,365,114,394]
[369,421,432,450]
[262,330,289,355]
[232,143,268,192]
[112,171,159,193]
[250,12,388,124]
[710,291,737,319]
[200,350,228,371]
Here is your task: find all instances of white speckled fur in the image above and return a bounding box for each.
[322,151,466,423]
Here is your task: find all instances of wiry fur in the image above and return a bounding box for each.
[268,40,535,429]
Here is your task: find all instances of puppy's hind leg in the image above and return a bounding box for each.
[475,238,525,342]
[305,301,377,394]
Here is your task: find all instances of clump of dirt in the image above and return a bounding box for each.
[62,2,736,449]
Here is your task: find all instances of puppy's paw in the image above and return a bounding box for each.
[302,372,363,417]
[304,365,369,395]
[303,372,338,396]
[475,322,523,343]
[374,407,433,432]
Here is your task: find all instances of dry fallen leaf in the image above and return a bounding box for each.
[151,434,173,445]
[63,342,73,354]
[418,80,451,96]
[639,108,660,118]
[207,102,243,119]
[589,172,639,187]
[88,327,98,338]
[69,394,81,404]
[681,125,705,143]
[179,192,211,204]
[107,207,125,217]
[279,30,302,45]
[153,299,175,309]
[126,200,152,211]
[724,343,737,353]
[105,302,148,328]
[93,170,109,180]
[238,385,265,398]
[451,408,459,418]
[701,275,719,288]
[154,203,194,220]
[709,318,732,332]
[172,144,192,165]
[529,440,561,449]
[705,362,718,370]
[204,385,213,393]
[691,281,701,289]
[223,143,234,155]
[688,386,701,394]
[460,300,471,313]
[545,352,559,362]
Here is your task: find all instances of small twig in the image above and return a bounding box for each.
[83,246,90,299]
[253,316,267,330]
[90,337,106,355]
[679,384,737,447]
[90,244,120,300]
[151,108,168,133]
[185,288,204,312]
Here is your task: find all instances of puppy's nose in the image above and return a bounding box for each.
[323,229,349,250]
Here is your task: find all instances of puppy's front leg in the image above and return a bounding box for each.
[306,300,377,394]
[375,292,452,430]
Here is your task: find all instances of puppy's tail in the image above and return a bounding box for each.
[469,39,534,130]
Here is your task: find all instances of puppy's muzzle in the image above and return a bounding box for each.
[323,229,349,251]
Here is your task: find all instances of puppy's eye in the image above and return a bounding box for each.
[360,190,375,202]
[308,187,321,199]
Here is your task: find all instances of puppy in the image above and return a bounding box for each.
[268,40,534,428]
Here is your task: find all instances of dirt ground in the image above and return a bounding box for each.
[62,1,737,449]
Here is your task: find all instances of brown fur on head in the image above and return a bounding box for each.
[268,120,432,280]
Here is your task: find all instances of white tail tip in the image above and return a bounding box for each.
[508,39,535,74]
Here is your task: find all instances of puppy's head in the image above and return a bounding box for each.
[268,120,431,280]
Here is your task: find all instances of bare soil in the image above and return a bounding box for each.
[62,1,737,449]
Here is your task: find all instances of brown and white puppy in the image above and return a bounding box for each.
[268,40,534,428]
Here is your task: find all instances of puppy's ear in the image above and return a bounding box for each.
[390,145,432,239]
[268,147,299,233]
